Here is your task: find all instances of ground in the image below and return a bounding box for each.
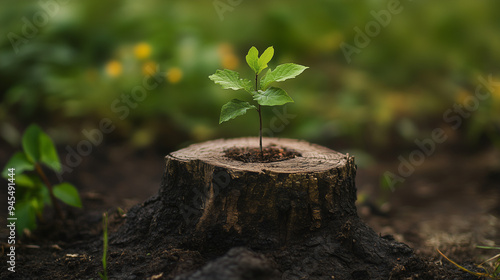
[0,140,499,279]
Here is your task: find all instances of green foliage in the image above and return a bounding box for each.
[209,69,252,92]
[438,247,500,279]
[219,99,256,124]
[2,152,33,177]
[3,1,500,149]
[209,46,307,147]
[1,124,82,236]
[253,87,294,106]
[260,63,310,90]
[18,124,61,171]
[246,46,274,75]
[99,213,109,280]
[15,201,37,237]
[209,46,307,152]
[53,183,82,208]
[22,125,42,164]
[476,246,500,278]
[39,132,62,172]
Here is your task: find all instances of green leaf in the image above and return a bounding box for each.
[246,46,260,74]
[246,46,275,75]
[260,63,308,90]
[209,69,252,92]
[53,182,82,208]
[476,246,500,250]
[38,184,51,206]
[15,173,37,188]
[2,152,34,178]
[39,132,61,172]
[257,46,274,74]
[19,124,61,172]
[22,124,43,163]
[253,87,294,106]
[15,200,37,236]
[30,193,45,215]
[219,99,257,124]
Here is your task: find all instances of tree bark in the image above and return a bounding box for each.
[160,137,358,247]
[113,137,422,279]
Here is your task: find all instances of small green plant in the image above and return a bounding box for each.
[438,246,500,279]
[1,124,82,235]
[99,213,109,280]
[209,46,308,153]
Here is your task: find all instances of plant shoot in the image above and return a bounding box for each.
[209,46,308,153]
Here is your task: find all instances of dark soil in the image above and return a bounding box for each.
[224,145,300,163]
[0,141,499,279]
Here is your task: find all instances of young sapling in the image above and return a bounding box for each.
[209,46,308,154]
[2,124,82,235]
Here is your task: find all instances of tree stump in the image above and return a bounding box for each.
[113,137,421,279]
[160,137,358,247]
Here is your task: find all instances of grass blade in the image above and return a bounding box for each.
[437,249,490,278]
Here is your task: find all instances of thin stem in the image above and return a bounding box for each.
[255,74,263,156]
[35,163,64,220]
[258,105,263,154]
[255,74,258,92]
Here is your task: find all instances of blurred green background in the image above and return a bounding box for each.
[1,0,500,157]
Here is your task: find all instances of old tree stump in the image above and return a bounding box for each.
[161,137,358,245]
[114,138,421,279]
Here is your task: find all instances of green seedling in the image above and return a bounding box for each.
[2,124,82,236]
[116,207,126,218]
[209,46,308,153]
[438,246,500,279]
[99,213,109,280]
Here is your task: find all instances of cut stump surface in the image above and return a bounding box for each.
[160,137,357,246]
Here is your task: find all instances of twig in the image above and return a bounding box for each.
[35,163,64,220]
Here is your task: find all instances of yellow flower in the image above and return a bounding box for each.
[217,43,239,70]
[491,79,500,100]
[221,53,239,70]
[166,67,183,84]
[142,61,158,76]
[455,90,471,105]
[134,42,152,60]
[105,60,122,77]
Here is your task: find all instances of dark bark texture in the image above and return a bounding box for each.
[160,137,358,247]
[112,138,427,279]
